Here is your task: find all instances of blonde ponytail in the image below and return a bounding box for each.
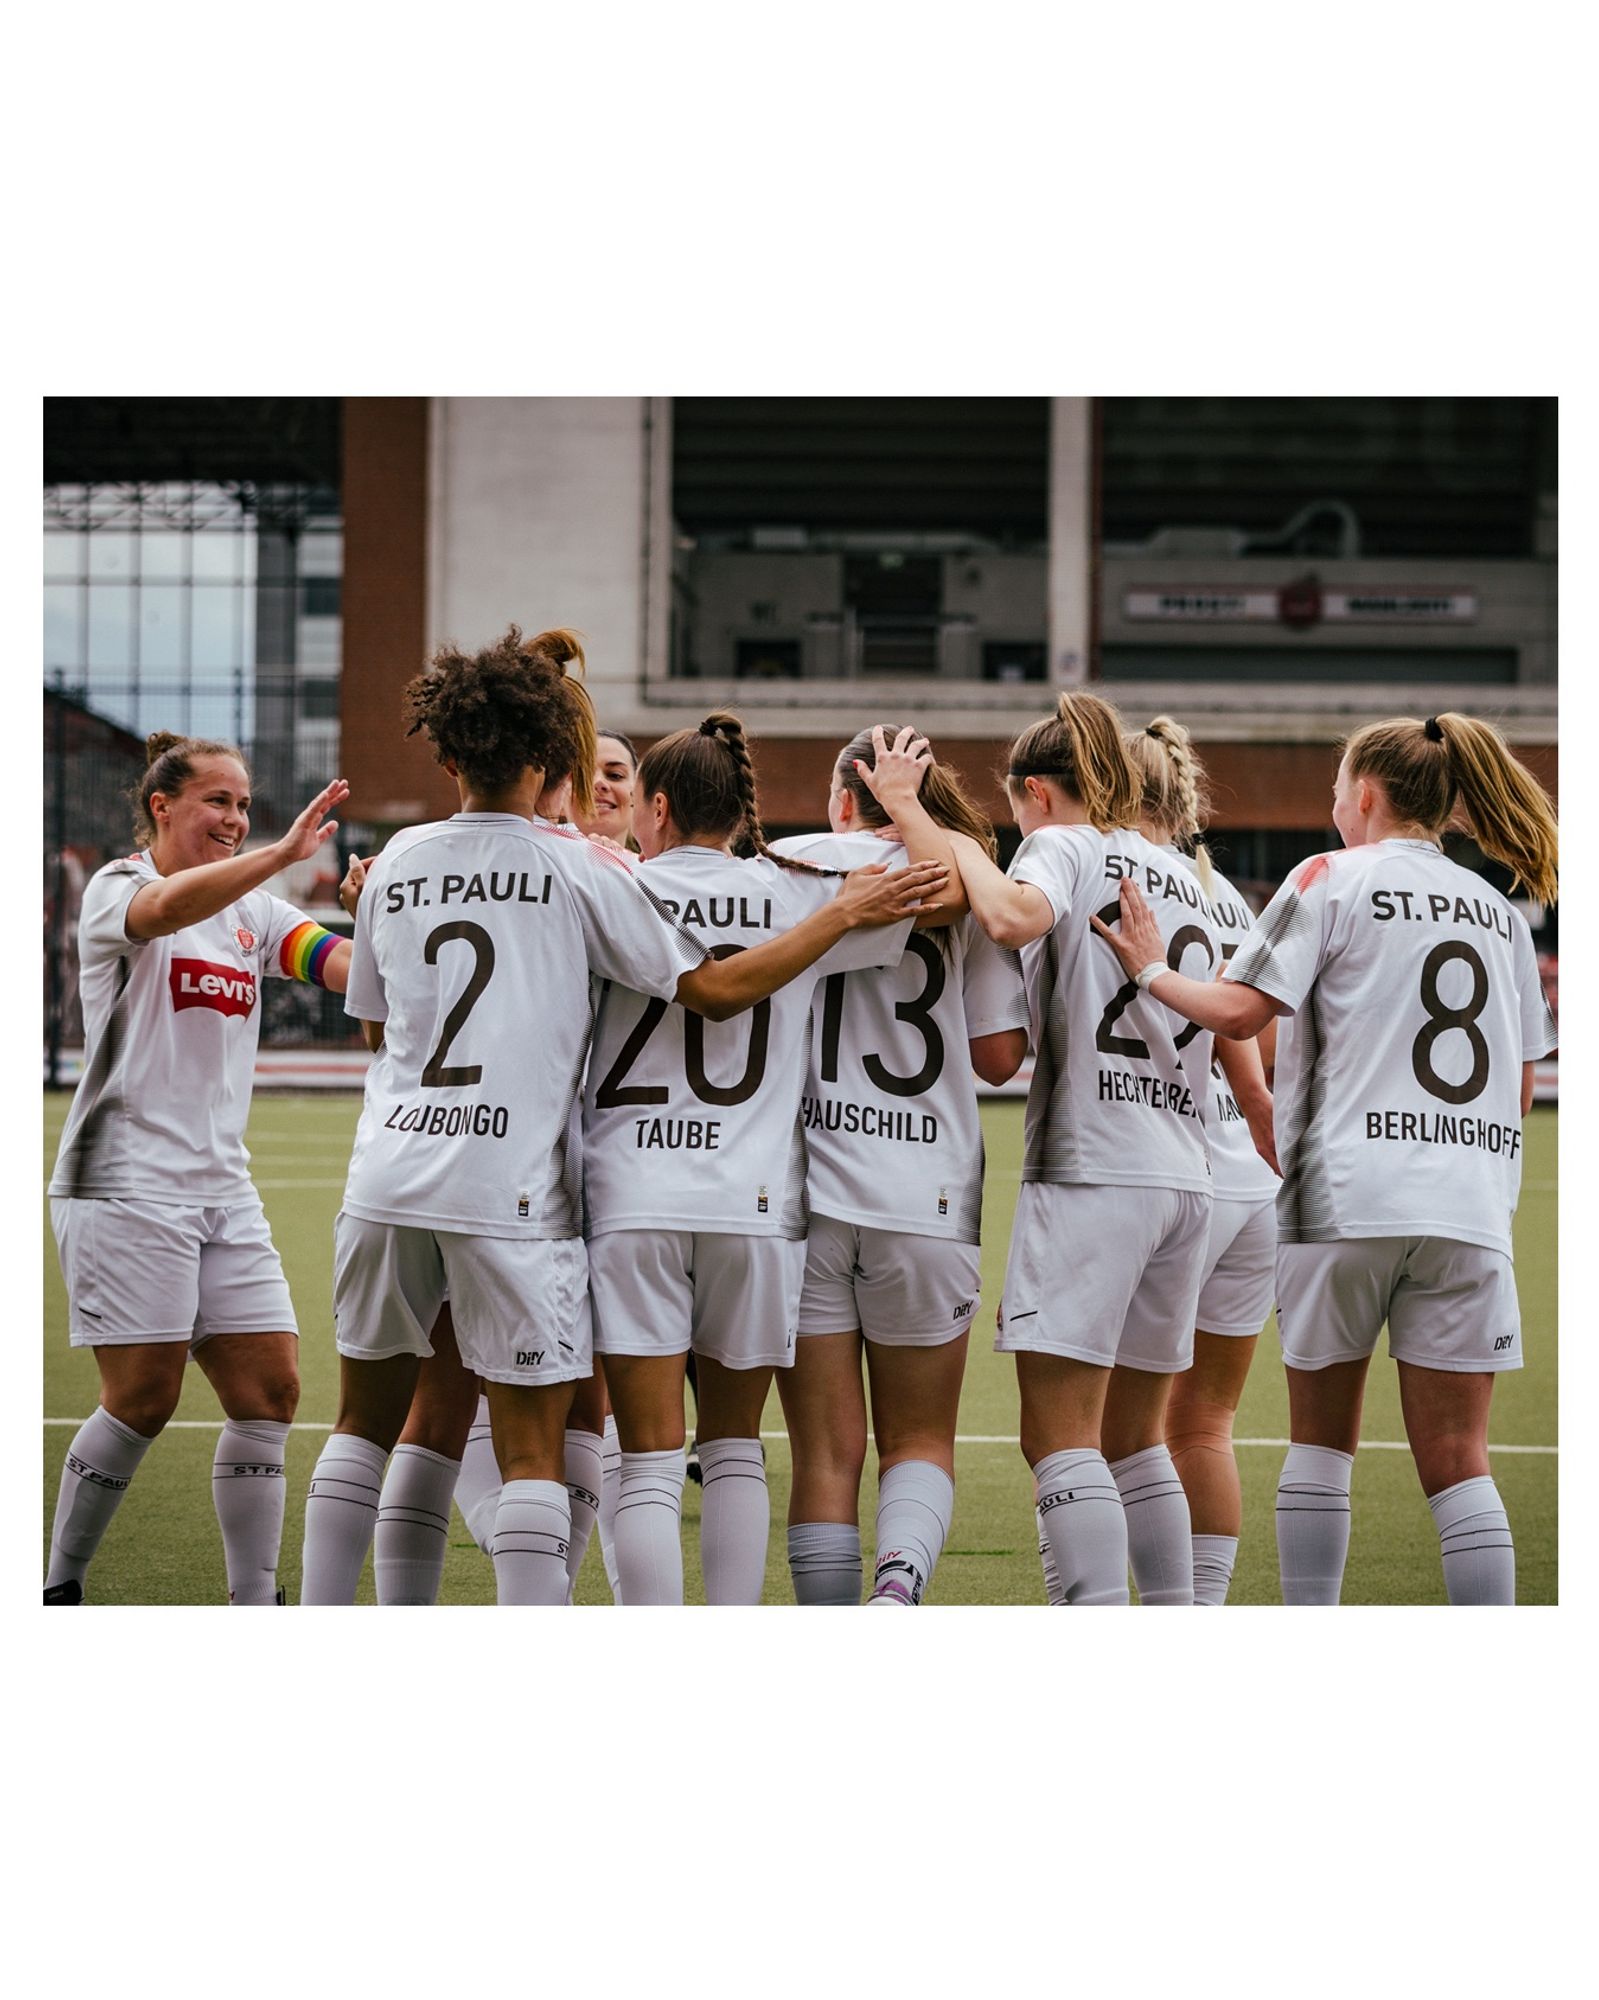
[1006,690,1140,832]
[1345,712,1558,906]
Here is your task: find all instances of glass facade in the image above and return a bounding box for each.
[42,480,341,830]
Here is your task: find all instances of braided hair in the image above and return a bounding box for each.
[1124,714,1216,895]
[638,712,818,871]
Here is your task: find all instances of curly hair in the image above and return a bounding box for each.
[404,625,597,818]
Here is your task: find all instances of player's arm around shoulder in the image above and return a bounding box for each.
[950,830,1053,949]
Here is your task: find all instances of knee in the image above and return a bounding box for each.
[1413,1437,1491,1497]
[1166,1392,1236,1461]
[104,1389,180,1439]
[246,1368,300,1425]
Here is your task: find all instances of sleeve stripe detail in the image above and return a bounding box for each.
[280,921,340,986]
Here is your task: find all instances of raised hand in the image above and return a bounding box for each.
[278,778,351,867]
[854,724,933,813]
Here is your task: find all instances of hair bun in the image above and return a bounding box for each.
[145,730,184,766]
[1424,716,1444,743]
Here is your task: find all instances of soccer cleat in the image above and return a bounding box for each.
[685,1437,703,1485]
[44,1580,84,1604]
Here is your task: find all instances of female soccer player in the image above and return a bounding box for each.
[1092,713,1558,1604]
[770,727,1029,1606]
[46,737,352,1603]
[583,715,959,1605]
[946,691,1223,1606]
[1121,717,1277,1607]
[300,637,943,1604]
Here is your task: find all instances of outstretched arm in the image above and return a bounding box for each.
[1090,878,1278,1039]
[127,778,350,940]
[676,859,948,1021]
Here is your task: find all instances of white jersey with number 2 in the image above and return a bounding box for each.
[342,813,705,1239]
[1225,837,1555,1256]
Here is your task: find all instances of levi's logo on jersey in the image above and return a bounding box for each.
[170,958,257,1018]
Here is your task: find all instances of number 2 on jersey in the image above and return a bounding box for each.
[420,921,496,1087]
[1094,906,1214,1060]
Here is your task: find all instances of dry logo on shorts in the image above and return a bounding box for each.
[169,958,257,1019]
[515,1347,547,1368]
[952,1296,976,1323]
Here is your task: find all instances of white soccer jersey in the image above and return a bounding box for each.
[1225,838,1555,1256]
[1189,857,1278,1203]
[774,830,1029,1242]
[1009,823,1219,1193]
[341,814,706,1238]
[48,851,335,1204]
[582,845,914,1238]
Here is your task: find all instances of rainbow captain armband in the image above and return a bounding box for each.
[279,921,340,987]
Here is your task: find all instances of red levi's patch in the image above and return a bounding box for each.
[169,958,258,1018]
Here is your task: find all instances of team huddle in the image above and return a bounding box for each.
[44,623,1559,1606]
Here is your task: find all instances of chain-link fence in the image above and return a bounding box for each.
[43,677,360,1086]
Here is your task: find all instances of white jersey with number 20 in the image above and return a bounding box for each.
[583,845,914,1239]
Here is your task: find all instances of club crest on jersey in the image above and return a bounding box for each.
[234,926,257,955]
[170,958,257,1019]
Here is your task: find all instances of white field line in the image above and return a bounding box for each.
[37,1417,1555,1454]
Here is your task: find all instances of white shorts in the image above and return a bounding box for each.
[1275,1237,1524,1374]
[1194,1196,1277,1340]
[797,1214,980,1347]
[589,1230,807,1370]
[51,1194,297,1347]
[332,1212,590,1387]
[996,1182,1212,1373]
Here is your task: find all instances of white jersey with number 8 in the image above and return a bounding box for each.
[1226,837,1555,1255]
[341,813,705,1239]
[583,845,914,1238]
[1010,823,1220,1194]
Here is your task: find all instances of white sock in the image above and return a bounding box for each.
[1035,1449,1129,1605]
[212,1418,290,1605]
[455,1394,500,1557]
[301,1433,389,1604]
[1191,1533,1239,1606]
[563,1427,605,1601]
[1110,1445,1195,1605]
[788,1522,863,1605]
[491,1479,572,1605]
[615,1449,686,1605]
[868,1461,954,1607]
[1429,1476,1515,1605]
[699,1437,769,1605]
[1276,1443,1354,1605]
[598,1413,623,1602]
[1037,1505,1066,1606]
[374,1443,460,1605]
[47,1407,156,1590]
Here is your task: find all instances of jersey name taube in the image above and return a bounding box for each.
[774,831,1029,1243]
[48,850,331,1204]
[341,814,704,1239]
[1226,838,1556,1254]
[1010,824,1221,1193]
[582,845,914,1238]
